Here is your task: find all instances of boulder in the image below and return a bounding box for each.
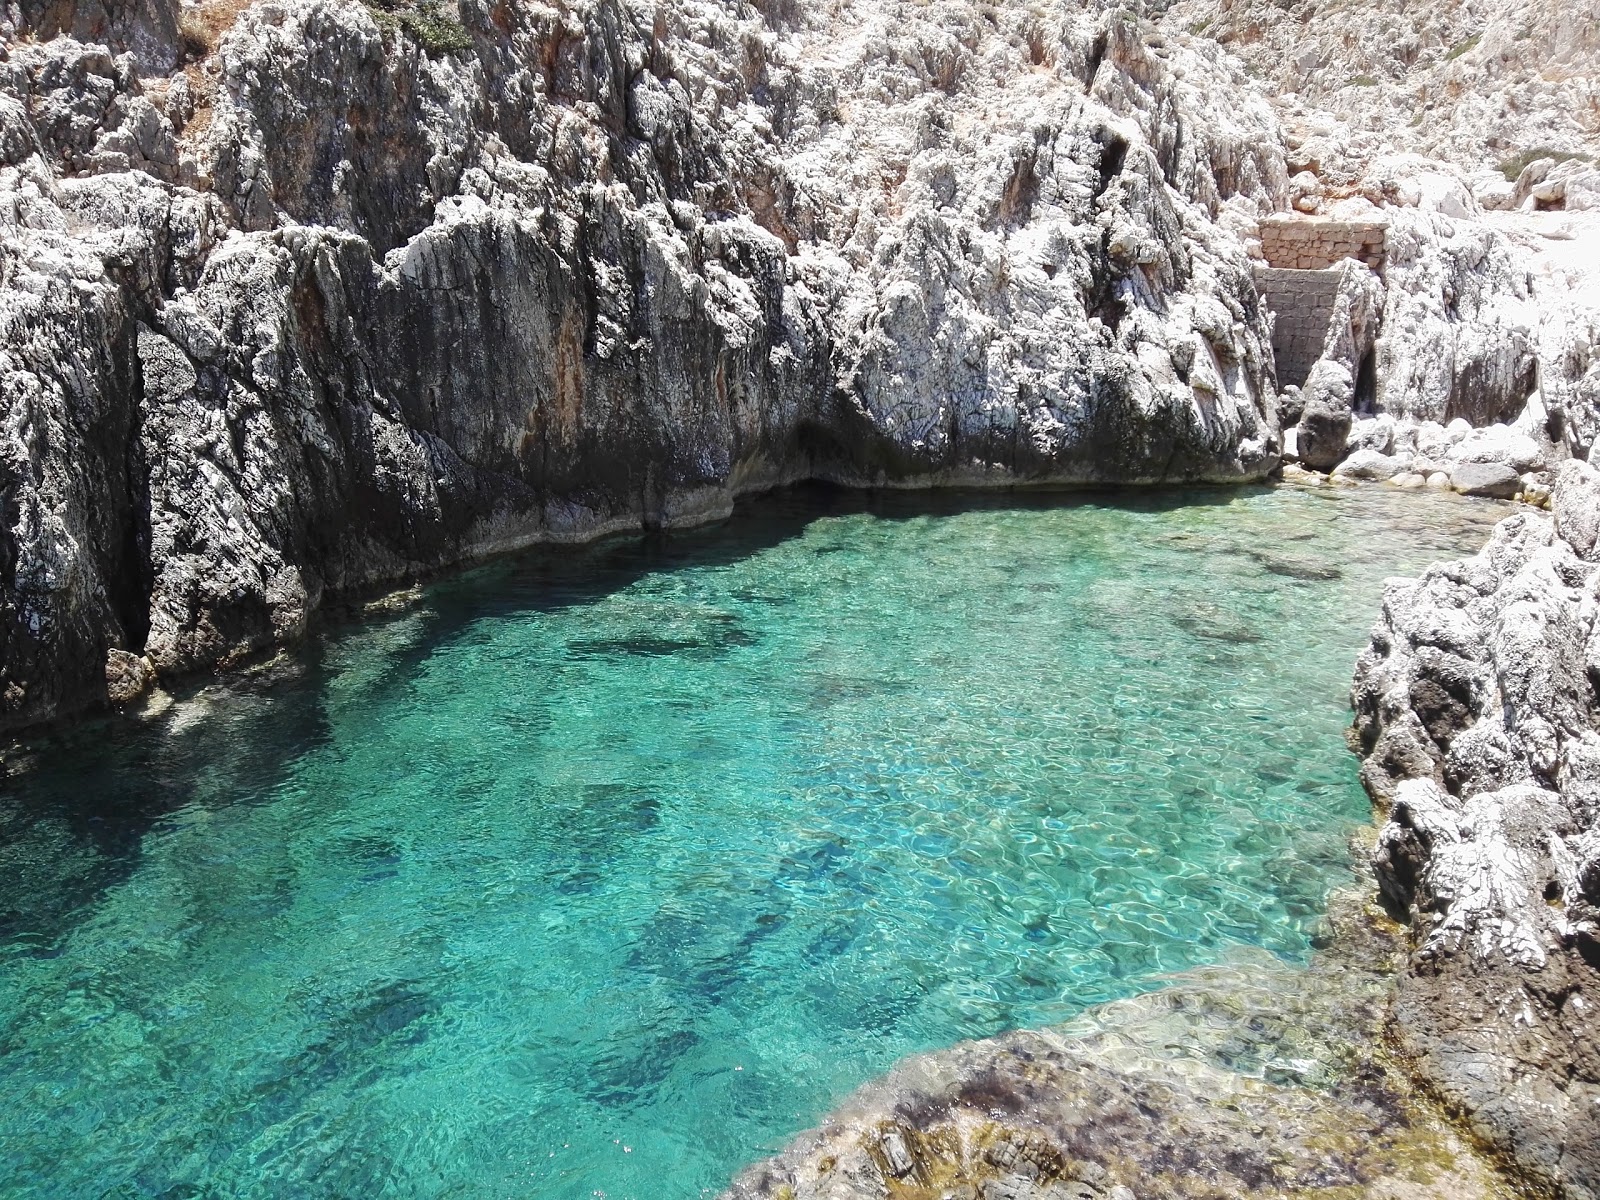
[1449,460,1521,498]
[1446,424,1549,473]
[103,649,154,705]
[1296,400,1354,471]
[1415,420,1455,460]
[1333,448,1406,481]
[1554,460,1600,559]
[1474,175,1516,212]
[1347,414,1396,455]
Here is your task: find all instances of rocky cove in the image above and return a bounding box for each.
[0,485,1513,1199]
[4,0,1600,1196]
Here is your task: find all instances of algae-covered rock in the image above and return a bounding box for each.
[723,891,1509,1200]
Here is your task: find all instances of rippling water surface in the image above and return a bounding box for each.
[0,484,1501,1199]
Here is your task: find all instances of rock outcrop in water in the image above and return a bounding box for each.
[1353,459,1600,1198]
[721,889,1507,1200]
[0,0,1289,730]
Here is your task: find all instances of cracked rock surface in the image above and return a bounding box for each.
[0,0,1285,730]
[1354,459,1600,1198]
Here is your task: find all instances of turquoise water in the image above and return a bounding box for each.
[0,484,1500,1200]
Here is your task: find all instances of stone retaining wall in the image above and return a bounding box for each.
[1261,215,1387,271]
[1257,267,1343,387]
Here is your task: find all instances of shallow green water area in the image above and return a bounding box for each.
[0,484,1501,1200]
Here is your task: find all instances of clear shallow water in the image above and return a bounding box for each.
[0,484,1501,1200]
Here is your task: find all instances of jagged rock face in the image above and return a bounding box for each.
[0,0,1285,730]
[1156,0,1600,184]
[1374,208,1538,427]
[1352,460,1600,1198]
[3,0,182,73]
[1144,0,1600,465]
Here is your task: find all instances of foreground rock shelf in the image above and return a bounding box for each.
[722,887,1511,1200]
[726,464,1600,1200]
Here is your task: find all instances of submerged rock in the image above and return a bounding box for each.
[722,890,1508,1200]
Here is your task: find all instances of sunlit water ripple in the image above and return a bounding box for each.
[0,484,1502,1199]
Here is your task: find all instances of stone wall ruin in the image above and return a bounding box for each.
[1260,215,1388,271]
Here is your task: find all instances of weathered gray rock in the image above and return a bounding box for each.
[1448,460,1522,498]
[1157,0,1600,184]
[1352,458,1600,1198]
[0,0,1289,730]
[1347,413,1396,456]
[1333,446,1405,481]
[1375,209,1539,428]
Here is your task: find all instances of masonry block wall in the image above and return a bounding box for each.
[1256,267,1345,388]
[1259,215,1387,271]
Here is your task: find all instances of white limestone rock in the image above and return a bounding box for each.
[1353,459,1600,1193]
[0,0,1288,728]
[1333,447,1406,482]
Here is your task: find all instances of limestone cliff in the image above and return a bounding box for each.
[0,0,1285,730]
[1353,462,1600,1198]
[1157,0,1600,187]
[11,3,1600,1194]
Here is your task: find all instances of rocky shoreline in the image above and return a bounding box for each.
[7,0,1600,1195]
[1353,460,1600,1197]
[718,871,1517,1200]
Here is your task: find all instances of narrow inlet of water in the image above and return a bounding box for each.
[0,484,1502,1199]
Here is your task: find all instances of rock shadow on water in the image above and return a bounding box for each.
[0,675,340,951]
[564,620,758,661]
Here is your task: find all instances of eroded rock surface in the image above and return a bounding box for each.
[1156,0,1600,184]
[1353,459,1600,1198]
[0,0,1290,729]
[722,890,1512,1200]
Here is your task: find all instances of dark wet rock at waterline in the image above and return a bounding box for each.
[1293,398,1353,472]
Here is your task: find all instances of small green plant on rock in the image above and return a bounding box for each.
[1444,33,1479,61]
[1348,74,1379,87]
[1498,146,1595,182]
[363,0,472,56]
